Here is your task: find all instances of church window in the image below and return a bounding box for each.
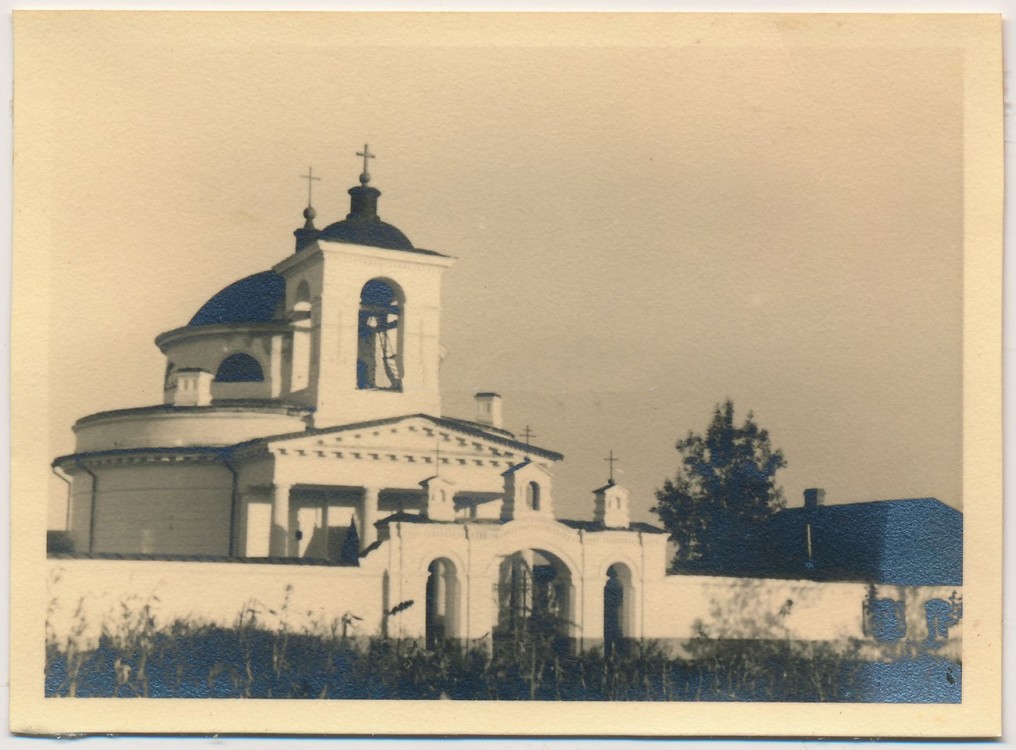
[527,481,541,511]
[290,280,312,391]
[215,353,265,382]
[356,278,404,391]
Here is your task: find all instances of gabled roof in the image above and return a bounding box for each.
[774,496,960,519]
[234,413,564,461]
[689,496,962,586]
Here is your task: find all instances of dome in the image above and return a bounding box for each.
[188,271,286,327]
[317,217,414,251]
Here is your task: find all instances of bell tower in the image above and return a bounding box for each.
[274,146,455,427]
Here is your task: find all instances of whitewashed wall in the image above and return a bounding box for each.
[46,558,386,650]
[644,574,962,648]
[45,556,961,658]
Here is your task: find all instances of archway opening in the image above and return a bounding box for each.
[604,563,634,657]
[356,278,403,391]
[494,549,573,657]
[425,557,459,650]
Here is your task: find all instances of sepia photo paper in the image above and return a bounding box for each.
[8,10,1004,738]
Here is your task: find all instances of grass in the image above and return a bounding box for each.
[44,596,961,702]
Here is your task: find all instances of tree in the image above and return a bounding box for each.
[652,400,786,571]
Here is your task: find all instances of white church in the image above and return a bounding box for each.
[48,148,959,653]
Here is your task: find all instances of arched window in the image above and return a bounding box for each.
[426,558,459,649]
[290,281,312,391]
[527,481,541,511]
[604,563,634,657]
[215,353,265,383]
[356,278,403,391]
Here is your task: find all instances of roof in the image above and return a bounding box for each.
[558,519,667,534]
[310,182,448,257]
[188,271,286,327]
[501,457,533,475]
[685,497,962,586]
[318,217,415,251]
[72,401,312,429]
[235,413,564,461]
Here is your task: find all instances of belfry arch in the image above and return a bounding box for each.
[356,277,404,392]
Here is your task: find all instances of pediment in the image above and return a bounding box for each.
[258,414,560,470]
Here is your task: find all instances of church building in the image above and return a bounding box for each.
[49,147,960,655]
[52,148,670,649]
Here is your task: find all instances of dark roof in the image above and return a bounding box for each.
[318,217,415,251]
[685,497,962,586]
[376,511,432,526]
[310,181,448,257]
[188,271,286,327]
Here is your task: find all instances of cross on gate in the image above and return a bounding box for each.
[299,166,321,206]
[604,450,619,483]
[521,425,537,447]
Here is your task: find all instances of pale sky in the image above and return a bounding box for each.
[20,14,964,526]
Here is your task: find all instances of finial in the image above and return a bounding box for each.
[357,143,375,185]
[299,166,321,229]
[604,450,619,484]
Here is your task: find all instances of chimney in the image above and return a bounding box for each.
[474,392,503,429]
[803,488,826,512]
[170,368,214,407]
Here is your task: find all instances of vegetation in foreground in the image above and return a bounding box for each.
[45,599,960,702]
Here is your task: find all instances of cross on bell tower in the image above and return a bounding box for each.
[357,143,375,185]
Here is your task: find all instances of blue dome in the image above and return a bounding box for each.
[317,217,414,251]
[188,271,286,327]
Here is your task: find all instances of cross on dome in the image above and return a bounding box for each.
[299,166,321,208]
[357,143,376,185]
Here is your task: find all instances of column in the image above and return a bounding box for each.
[269,482,292,557]
[358,486,380,551]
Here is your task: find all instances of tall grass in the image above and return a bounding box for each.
[44,597,960,702]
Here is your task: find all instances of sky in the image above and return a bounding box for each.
[20,13,964,527]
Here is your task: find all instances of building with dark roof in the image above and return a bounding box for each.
[682,489,962,588]
[50,148,672,649]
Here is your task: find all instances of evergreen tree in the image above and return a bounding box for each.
[652,400,786,570]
